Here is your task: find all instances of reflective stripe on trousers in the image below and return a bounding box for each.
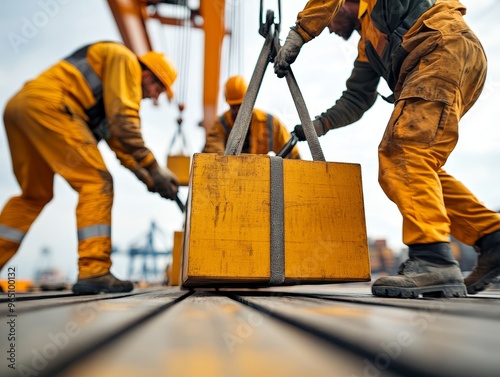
[0,225,25,243]
[78,224,111,241]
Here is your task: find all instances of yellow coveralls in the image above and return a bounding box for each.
[294,0,500,246]
[1,42,156,278]
[203,108,301,159]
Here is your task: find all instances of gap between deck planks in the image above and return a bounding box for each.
[2,285,500,377]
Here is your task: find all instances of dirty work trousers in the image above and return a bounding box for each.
[378,26,500,246]
[0,85,113,278]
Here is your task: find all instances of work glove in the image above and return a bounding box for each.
[294,118,328,141]
[274,29,305,78]
[134,167,155,192]
[149,164,179,200]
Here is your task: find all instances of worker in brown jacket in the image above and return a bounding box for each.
[275,0,500,298]
[0,41,180,294]
[203,75,300,159]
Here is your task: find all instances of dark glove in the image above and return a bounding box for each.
[274,29,304,78]
[134,167,154,192]
[149,165,179,200]
[294,118,328,141]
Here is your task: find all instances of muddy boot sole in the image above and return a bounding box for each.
[72,283,108,295]
[466,266,500,295]
[372,284,467,298]
[72,282,133,295]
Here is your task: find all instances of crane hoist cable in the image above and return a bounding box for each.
[226,0,244,78]
[238,0,244,74]
[172,1,191,119]
[152,2,189,113]
[152,1,192,194]
[161,1,191,141]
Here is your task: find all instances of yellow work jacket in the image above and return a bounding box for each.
[295,0,471,131]
[203,108,300,159]
[33,41,155,171]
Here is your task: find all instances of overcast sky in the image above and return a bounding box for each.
[1,0,499,282]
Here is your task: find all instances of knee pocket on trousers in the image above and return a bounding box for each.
[388,97,450,146]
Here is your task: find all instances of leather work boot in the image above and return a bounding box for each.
[465,231,500,295]
[372,243,467,298]
[72,273,134,294]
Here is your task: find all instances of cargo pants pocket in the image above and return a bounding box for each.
[389,97,450,147]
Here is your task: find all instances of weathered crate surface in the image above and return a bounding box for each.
[183,154,370,286]
[1,284,500,377]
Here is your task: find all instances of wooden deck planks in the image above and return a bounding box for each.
[240,288,500,377]
[1,285,500,377]
[54,292,387,377]
[0,287,169,314]
[259,284,500,320]
[0,288,189,377]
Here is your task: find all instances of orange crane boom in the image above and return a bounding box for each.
[106,0,227,130]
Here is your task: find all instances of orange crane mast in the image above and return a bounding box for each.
[106,0,227,130]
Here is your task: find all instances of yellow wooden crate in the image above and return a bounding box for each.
[166,155,191,186]
[167,231,183,286]
[181,153,370,287]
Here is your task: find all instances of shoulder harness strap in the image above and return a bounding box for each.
[266,113,274,153]
[64,42,115,140]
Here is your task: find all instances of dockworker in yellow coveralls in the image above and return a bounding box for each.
[204,75,300,159]
[1,41,180,294]
[275,0,500,298]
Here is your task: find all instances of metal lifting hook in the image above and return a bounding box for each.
[225,0,324,161]
[259,0,281,38]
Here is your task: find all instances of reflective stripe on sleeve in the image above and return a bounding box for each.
[77,224,111,241]
[0,225,25,243]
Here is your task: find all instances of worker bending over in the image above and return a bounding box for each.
[0,41,180,294]
[203,75,300,159]
[275,0,500,298]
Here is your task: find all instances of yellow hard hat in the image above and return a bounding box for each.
[225,75,248,105]
[138,51,177,101]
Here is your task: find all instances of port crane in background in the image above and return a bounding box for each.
[111,221,172,282]
[127,220,171,282]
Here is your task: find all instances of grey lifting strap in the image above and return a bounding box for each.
[65,45,103,110]
[225,32,325,161]
[269,156,285,285]
[221,114,274,154]
[224,27,326,285]
[275,37,325,162]
[224,30,273,156]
